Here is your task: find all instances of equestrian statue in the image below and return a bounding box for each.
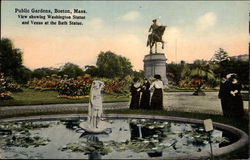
[147,19,166,54]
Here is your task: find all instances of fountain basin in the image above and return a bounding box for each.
[0,114,248,159]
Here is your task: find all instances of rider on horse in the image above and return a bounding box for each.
[147,19,166,53]
[148,19,161,41]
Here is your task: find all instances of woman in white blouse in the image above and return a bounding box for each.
[149,74,163,110]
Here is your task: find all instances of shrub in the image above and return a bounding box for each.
[101,76,132,95]
[57,75,92,98]
[27,76,60,91]
[0,73,14,100]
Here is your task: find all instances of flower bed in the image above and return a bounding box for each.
[0,73,21,100]
[57,75,92,98]
[27,77,60,91]
[27,75,131,99]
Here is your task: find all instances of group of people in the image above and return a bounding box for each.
[218,73,244,118]
[129,72,244,117]
[129,74,164,110]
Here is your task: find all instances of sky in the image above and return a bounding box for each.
[1,1,249,71]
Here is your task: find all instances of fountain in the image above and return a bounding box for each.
[0,82,248,159]
[79,80,111,133]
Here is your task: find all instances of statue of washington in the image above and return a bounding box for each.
[146,19,166,54]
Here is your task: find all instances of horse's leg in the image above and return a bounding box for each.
[155,43,157,53]
[150,43,153,54]
[162,41,164,49]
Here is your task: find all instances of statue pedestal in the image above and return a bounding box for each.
[143,53,168,84]
[79,121,111,133]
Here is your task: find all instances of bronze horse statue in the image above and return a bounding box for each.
[147,26,166,54]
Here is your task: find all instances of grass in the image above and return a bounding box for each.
[0,88,130,106]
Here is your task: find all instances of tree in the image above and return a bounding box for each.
[0,38,30,83]
[210,48,249,88]
[218,59,249,87]
[59,62,84,78]
[96,51,133,78]
[32,67,60,79]
[210,48,231,78]
[166,62,183,86]
[211,48,230,63]
[84,65,99,77]
[181,60,216,95]
[133,70,145,80]
[18,66,32,83]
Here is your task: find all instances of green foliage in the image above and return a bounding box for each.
[32,67,60,79]
[59,62,84,78]
[96,51,133,78]
[1,122,51,148]
[27,78,60,91]
[180,60,217,91]
[0,38,31,83]
[84,65,99,77]
[101,75,133,95]
[217,59,249,86]
[211,48,230,63]
[57,75,92,97]
[0,73,23,100]
[166,62,184,86]
[132,70,145,80]
[210,48,249,87]
[61,141,112,155]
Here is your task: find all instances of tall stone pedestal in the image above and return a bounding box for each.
[143,53,168,84]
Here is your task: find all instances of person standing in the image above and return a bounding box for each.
[129,78,141,109]
[149,75,164,110]
[227,74,244,118]
[140,78,151,109]
[218,77,230,117]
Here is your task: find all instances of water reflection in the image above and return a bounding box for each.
[0,119,235,159]
[129,122,164,157]
[86,135,102,160]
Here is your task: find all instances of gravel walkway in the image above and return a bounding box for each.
[0,92,248,117]
[0,102,129,117]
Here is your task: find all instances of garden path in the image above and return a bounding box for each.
[0,92,248,116]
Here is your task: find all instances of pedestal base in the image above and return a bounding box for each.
[143,53,168,84]
[79,121,111,133]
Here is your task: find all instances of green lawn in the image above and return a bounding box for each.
[0,88,130,106]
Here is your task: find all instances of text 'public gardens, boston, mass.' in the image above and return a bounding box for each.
[15,8,87,26]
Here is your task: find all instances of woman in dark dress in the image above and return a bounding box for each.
[140,78,151,109]
[218,77,231,117]
[129,78,141,109]
[227,74,244,118]
[149,75,163,110]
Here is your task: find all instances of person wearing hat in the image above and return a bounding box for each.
[218,77,231,117]
[226,73,244,117]
[140,78,151,109]
[149,74,164,110]
[149,19,160,40]
[129,78,141,109]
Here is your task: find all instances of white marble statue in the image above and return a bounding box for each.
[79,80,111,133]
[88,80,104,128]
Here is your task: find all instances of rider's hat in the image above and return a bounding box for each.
[152,19,157,23]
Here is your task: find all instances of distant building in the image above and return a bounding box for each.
[230,54,249,61]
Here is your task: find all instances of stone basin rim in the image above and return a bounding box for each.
[0,114,248,160]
